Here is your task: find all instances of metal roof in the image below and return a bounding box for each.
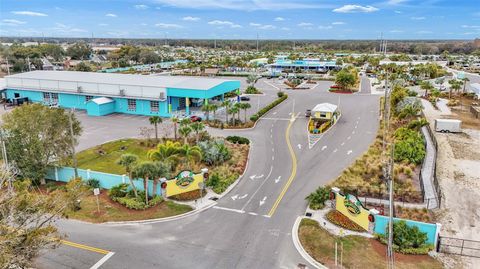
[5,71,236,90]
[312,103,338,113]
[91,97,114,105]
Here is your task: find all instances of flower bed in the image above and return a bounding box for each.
[325,210,366,232]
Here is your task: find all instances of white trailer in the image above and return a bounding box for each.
[434,119,462,133]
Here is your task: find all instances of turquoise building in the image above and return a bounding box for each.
[2,71,240,117]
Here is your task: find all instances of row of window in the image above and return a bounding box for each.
[41,92,160,113]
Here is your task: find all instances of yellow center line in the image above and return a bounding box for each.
[267,115,298,217]
[60,240,110,255]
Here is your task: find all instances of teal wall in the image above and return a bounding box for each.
[86,101,115,116]
[374,215,438,245]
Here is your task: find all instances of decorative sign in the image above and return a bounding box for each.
[176,171,195,188]
[164,170,205,198]
[344,194,361,216]
[93,188,100,196]
[335,191,370,231]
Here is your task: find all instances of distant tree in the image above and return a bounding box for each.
[246,74,258,87]
[448,79,461,99]
[335,69,356,91]
[74,62,92,72]
[66,43,92,60]
[461,77,470,93]
[149,116,162,142]
[420,81,434,97]
[1,104,82,185]
[38,44,65,61]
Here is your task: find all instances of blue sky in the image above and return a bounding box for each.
[1,0,479,40]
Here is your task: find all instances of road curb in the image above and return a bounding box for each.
[291,216,328,269]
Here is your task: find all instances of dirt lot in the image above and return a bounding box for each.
[422,99,480,268]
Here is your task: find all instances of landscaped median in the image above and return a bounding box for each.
[250,92,288,122]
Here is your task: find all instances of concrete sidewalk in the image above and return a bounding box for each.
[421,126,439,209]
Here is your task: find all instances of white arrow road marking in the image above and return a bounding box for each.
[355,125,358,129]
[273,112,277,115]
[248,212,258,216]
[256,174,264,179]
[288,112,292,115]
[238,194,248,199]
[352,131,355,134]
[341,142,345,146]
[297,144,302,150]
[249,175,256,180]
[321,146,327,151]
[274,176,281,183]
[231,195,239,200]
[272,156,275,160]
[347,136,351,140]
[347,150,353,155]
[259,196,267,206]
[333,149,338,153]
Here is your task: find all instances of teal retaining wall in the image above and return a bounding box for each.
[374,215,439,245]
[46,166,162,196]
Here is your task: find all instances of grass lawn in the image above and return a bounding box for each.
[76,139,153,174]
[299,218,443,269]
[66,191,192,223]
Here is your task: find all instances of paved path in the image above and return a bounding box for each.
[421,126,439,209]
[38,80,380,269]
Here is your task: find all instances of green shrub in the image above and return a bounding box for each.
[198,139,231,166]
[306,186,331,210]
[245,86,262,94]
[226,136,250,145]
[45,181,58,192]
[407,119,428,130]
[108,183,129,199]
[277,91,285,97]
[394,128,426,164]
[377,220,431,254]
[86,178,101,189]
[115,196,147,210]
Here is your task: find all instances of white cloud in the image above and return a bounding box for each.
[52,23,87,33]
[140,23,148,26]
[274,17,285,21]
[394,10,402,14]
[386,0,408,5]
[331,21,345,25]
[155,23,183,28]
[106,13,117,17]
[281,27,290,31]
[461,25,480,29]
[410,16,425,20]
[389,29,404,33]
[333,5,379,13]
[297,22,313,27]
[98,23,108,26]
[1,19,27,26]
[318,25,333,30]
[11,11,48,16]
[250,23,275,30]
[183,16,200,21]
[416,30,432,34]
[153,0,331,11]
[134,4,149,9]
[208,20,241,28]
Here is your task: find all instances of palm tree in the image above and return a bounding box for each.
[201,103,212,121]
[132,161,157,205]
[179,125,192,145]
[210,104,218,121]
[190,122,205,144]
[228,106,239,126]
[448,79,461,99]
[239,103,251,123]
[147,140,181,166]
[116,153,139,198]
[149,116,162,142]
[234,103,242,122]
[462,77,470,94]
[180,118,191,127]
[177,144,202,169]
[420,81,433,97]
[222,100,231,124]
[152,162,170,197]
[171,116,179,141]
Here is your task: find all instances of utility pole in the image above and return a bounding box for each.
[256,33,259,52]
[69,109,78,178]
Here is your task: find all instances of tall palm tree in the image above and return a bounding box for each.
[179,125,192,145]
[152,162,170,197]
[228,106,239,126]
[210,104,218,121]
[234,103,242,122]
[147,140,181,166]
[420,81,433,97]
[190,122,205,144]
[132,161,157,205]
[222,100,231,124]
[177,144,202,169]
[448,79,461,99]
[462,77,470,94]
[239,103,251,123]
[201,103,212,121]
[116,153,139,197]
[149,116,162,142]
[171,116,179,141]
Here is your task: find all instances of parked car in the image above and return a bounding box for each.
[240,96,250,101]
[190,115,202,122]
[305,109,311,117]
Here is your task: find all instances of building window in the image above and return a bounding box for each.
[127,99,136,111]
[43,92,51,103]
[150,101,159,113]
[51,93,59,104]
[320,112,327,118]
[85,95,94,102]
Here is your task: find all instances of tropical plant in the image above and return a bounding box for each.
[222,100,231,124]
[226,136,250,144]
[419,81,433,97]
[132,161,157,205]
[201,103,212,121]
[179,125,192,145]
[147,141,181,170]
[117,153,139,197]
[177,144,202,169]
[85,178,100,189]
[448,79,462,99]
[210,104,219,121]
[246,74,258,87]
[149,116,162,142]
[238,102,251,123]
[335,69,357,91]
[306,186,330,210]
[190,122,205,144]
[383,220,429,250]
[152,162,170,197]
[228,105,240,126]
[462,77,470,93]
[198,139,231,166]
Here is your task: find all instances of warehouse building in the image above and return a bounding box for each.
[1,71,240,117]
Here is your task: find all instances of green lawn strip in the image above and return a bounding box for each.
[298,219,443,269]
[66,192,192,223]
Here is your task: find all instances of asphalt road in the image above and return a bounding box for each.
[37,79,380,269]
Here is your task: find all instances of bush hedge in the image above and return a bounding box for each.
[245,86,262,94]
[376,220,432,255]
[108,183,163,210]
[250,94,288,122]
[326,210,366,232]
[226,136,250,145]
